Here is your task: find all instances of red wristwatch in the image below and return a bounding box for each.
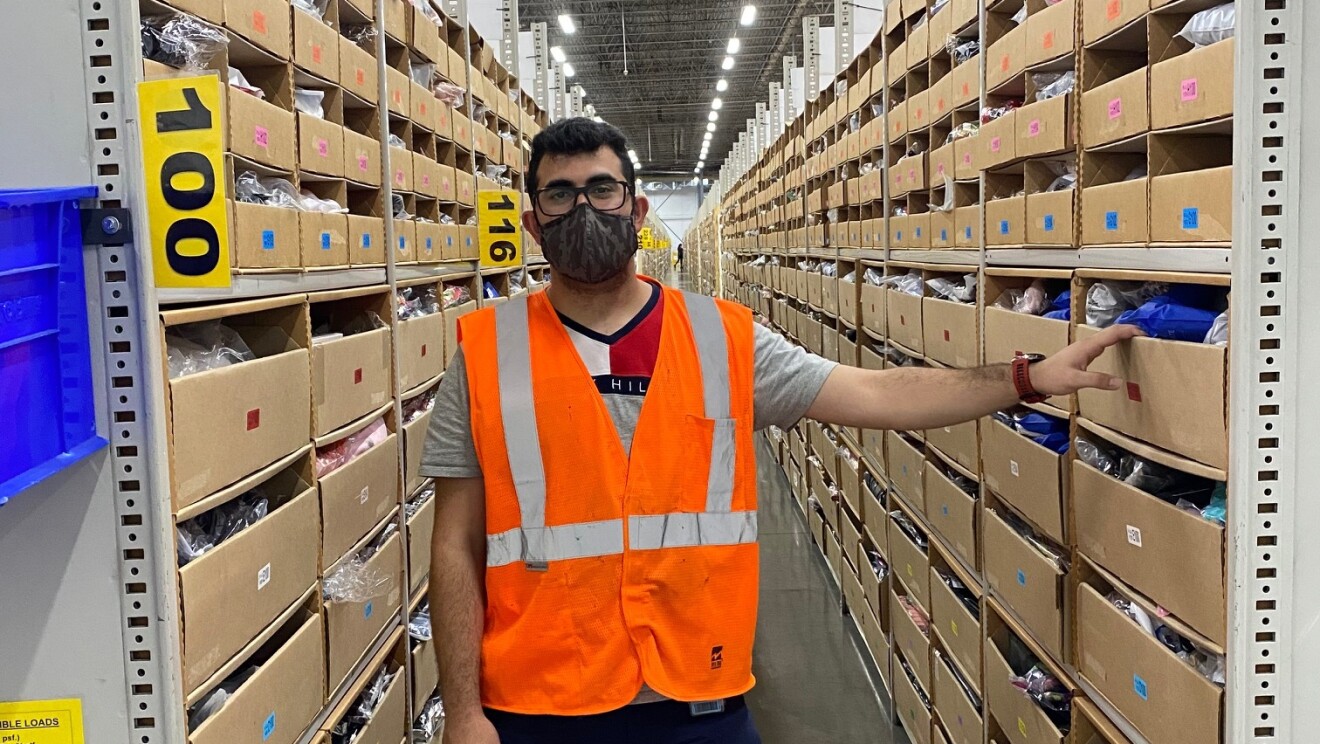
[1012,353,1048,404]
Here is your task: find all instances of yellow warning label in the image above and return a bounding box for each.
[0,699,83,744]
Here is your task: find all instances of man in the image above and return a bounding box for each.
[422,118,1139,744]
[676,242,685,270]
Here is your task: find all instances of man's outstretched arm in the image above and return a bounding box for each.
[806,324,1142,431]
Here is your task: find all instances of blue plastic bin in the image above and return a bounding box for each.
[0,185,108,505]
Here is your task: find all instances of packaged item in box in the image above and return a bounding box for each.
[235,172,302,210]
[483,281,501,300]
[1115,294,1222,342]
[881,270,924,296]
[1074,435,1223,521]
[898,594,931,636]
[316,416,388,477]
[990,507,1069,572]
[992,409,1070,454]
[1031,71,1075,102]
[176,488,270,566]
[1204,310,1229,345]
[332,664,398,744]
[408,601,432,645]
[890,510,930,550]
[165,321,256,379]
[140,13,227,71]
[926,274,977,303]
[1009,658,1073,732]
[410,61,436,87]
[869,549,890,581]
[229,68,266,99]
[442,285,471,309]
[323,523,397,604]
[295,89,326,118]
[863,267,885,286]
[413,692,446,743]
[934,568,980,619]
[188,663,260,729]
[1178,4,1236,48]
[402,389,437,424]
[1107,591,1225,685]
[292,0,331,19]
[342,24,378,52]
[1085,281,1168,328]
[397,285,440,319]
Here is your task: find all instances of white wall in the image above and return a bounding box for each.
[644,184,703,245]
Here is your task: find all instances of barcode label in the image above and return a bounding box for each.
[1126,525,1143,548]
[257,563,271,590]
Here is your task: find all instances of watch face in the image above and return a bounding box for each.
[1018,353,1046,363]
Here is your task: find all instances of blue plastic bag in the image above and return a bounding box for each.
[1034,432,1071,455]
[1042,290,1071,321]
[1015,412,1068,438]
[1115,295,1219,342]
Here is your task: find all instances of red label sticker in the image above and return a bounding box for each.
[1001,55,1011,72]
[421,344,428,357]
[421,102,428,115]
[393,90,402,104]
[252,10,267,34]
[1043,31,1055,50]
[908,169,916,181]
[943,330,951,342]
[1127,382,1143,402]
[312,44,323,64]
[938,97,946,112]
[1107,0,1122,21]
[246,409,261,431]
[356,69,366,86]
[1181,78,1200,102]
[354,368,363,384]
[254,126,269,148]
[916,108,924,121]
[962,82,971,97]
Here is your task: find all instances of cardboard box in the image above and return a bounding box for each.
[344,130,382,186]
[986,25,1025,92]
[910,213,933,249]
[985,603,1069,744]
[890,502,932,611]
[188,605,325,744]
[300,212,349,268]
[929,556,983,698]
[1073,420,1227,644]
[1149,132,1232,243]
[407,489,435,593]
[1083,0,1149,46]
[981,418,1066,545]
[930,210,957,249]
[228,84,297,172]
[227,0,293,60]
[416,219,443,263]
[340,653,407,744]
[326,525,404,690]
[923,458,978,570]
[951,57,980,109]
[1073,288,1227,470]
[954,136,980,181]
[317,412,399,566]
[888,430,926,512]
[1016,93,1073,159]
[1024,0,1075,69]
[408,614,440,713]
[863,473,889,561]
[908,90,931,132]
[393,218,417,262]
[896,656,933,744]
[887,284,924,353]
[1080,67,1149,149]
[225,198,300,270]
[893,582,933,692]
[1076,563,1222,744]
[340,38,379,104]
[922,297,978,368]
[293,8,340,83]
[414,154,442,199]
[163,297,311,509]
[1080,175,1149,245]
[933,651,983,744]
[1151,39,1234,130]
[983,504,1067,662]
[1073,698,1134,744]
[397,302,447,391]
[308,290,393,436]
[841,507,863,573]
[909,20,931,70]
[347,214,385,265]
[986,196,1026,247]
[954,205,980,247]
[890,100,909,143]
[1024,163,1075,246]
[389,145,414,192]
[298,113,344,177]
[179,451,319,693]
[823,326,841,362]
[979,112,1017,170]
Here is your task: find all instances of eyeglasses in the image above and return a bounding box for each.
[534,180,632,216]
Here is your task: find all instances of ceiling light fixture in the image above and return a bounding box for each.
[558,14,576,33]
[697,160,705,169]
[716,79,729,92]
[727,38,741,55]
[722,56,735,70]
[707,122,717,132]
[741,4,757,26]
[550,46,566,63]
[708,111,719,122]
[711,97,723,110]
[563,63,576,78]
[704,132,713,141]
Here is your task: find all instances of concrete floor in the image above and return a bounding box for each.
[747,442,906,744]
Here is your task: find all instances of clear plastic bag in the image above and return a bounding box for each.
[1011,5,1028,24]
[402,388,437,424]
[388,133,408,149]
[897,594,931,636]
[405,483,436,518]
[863,267,885,286]
[235,172,302,209]
[950,38,980,63]
[1010,665,1073,730]
[333,666,398,744]
[408,602,432,643]
[1178,3,1236,47]
[1075,436,1119,477]
[927,273,977,303]
[1032,71,1075,102]
[880,270,924,296]
[1015,279,1050,315]
[342,24,378,51]
[166,320,256,379]
[443,285,472,308]
[841,270,857,284]
[292,0,331,19]
[1204,309,1229,345]
[410,61,436,87]
[316,416,388,477]
[412,692,446,743]
[188,664,259,729]
[295,88,325,118]
[229,68,266,99]
[323,546,395,605]
[300,189,348,213]
[141,14,228,71]
[177,488,270,565]
[397,285,440,319]
[889,510,929,549]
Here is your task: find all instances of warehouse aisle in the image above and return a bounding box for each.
[747,441,897,744]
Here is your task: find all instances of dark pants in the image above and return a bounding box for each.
[487,696,761,744]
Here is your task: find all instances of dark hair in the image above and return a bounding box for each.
[527,117,636,194]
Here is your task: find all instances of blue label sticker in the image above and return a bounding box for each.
[896,231,903,240]
[321,232,331,250]
[426,237,434,249]
[364,601,374,619]
[447,236,455,246]
[1134,674,1149,701]
[901,464,908,476]
[1044,214,1055,232]
[942,505,949,517]
[964,227,973,239]
[1000,219,1010,235]
[915,227,923,237]
[941,229,948,242]
[262,713,276,741]
[361,233,371,249]
[1182,207,1200,230]
[262,230,275,250]
[1017,569,1027,586]
[466,237,474,247]
[398,237,407,251]
[1105,211,1119,231]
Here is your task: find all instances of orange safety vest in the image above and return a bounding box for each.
[460,286,760,715]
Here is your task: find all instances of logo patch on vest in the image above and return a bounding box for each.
[710,645,724,670]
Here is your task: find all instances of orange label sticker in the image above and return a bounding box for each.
[1044,30,1055,50]
[356,69,366,86]
[1107,0,1122,21]
[1001,55,1010,72]
[252,10,267,34]
[312,44,323,64]
[962,82,971,96]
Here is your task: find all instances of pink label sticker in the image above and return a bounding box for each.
[254,126,269,148]
[358,154,369,171]
[1029,119,1041,137]
[423,175,431,186]
[1108,98,1123,120]
[316,138,329,157]
[937,164,946,176]
[395,170,405,186]
[991,136,1002,152]
[908,169,915,181]
[1181,78,1200,102]
[963,153,972,165]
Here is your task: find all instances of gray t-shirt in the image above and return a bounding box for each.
[419,319,836,479]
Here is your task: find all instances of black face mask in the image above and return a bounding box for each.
[540,202,638,284]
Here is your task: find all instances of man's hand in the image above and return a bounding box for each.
[1030,324,1144,396]
[442,710,500,744]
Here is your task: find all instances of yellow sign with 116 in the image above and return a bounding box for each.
[477,189,523,268]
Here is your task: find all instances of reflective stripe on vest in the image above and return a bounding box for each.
[488,293,756,569]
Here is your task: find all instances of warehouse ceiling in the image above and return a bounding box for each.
[519,0,836,179]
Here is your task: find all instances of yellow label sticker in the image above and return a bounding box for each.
[950,620,959,637]
[477,189,523,268]
[0,699,84,744]
[1019,718,1028,736]
[906,563,913,577]
[137,74,232,289]
[638,227,654,251]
